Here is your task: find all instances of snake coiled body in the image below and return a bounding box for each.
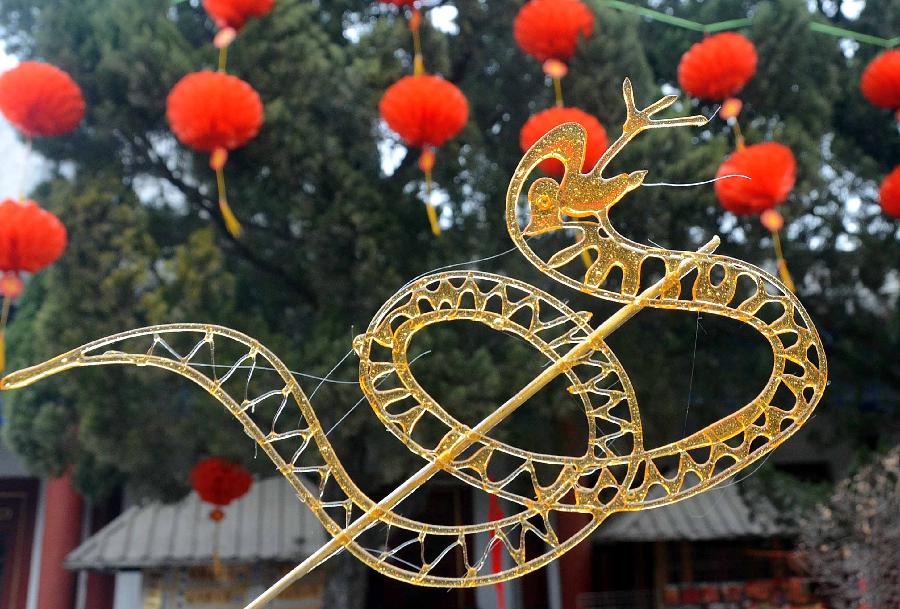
[0,80,826,595]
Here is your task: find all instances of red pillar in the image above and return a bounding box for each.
[558,512,593,609]
[36,473,84,609]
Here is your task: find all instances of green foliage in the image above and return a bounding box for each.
[0,0,897,509]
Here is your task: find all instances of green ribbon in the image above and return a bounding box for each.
[599,0,897,48]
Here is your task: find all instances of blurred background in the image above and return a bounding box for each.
[0,1,896,609]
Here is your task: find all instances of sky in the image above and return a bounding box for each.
[0,44,47,199]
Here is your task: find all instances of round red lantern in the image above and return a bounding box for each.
[202,0,275,30]
[167,71,264,153]
[520,106,608,177]
[715,142,796,216]
[379,75,469,149]
[0,62,85,137]
[0,199,67,276]
[860,49,900,112]
[513,0,595,64]
[190,457,253,520]
[678,33,757,101]
[879,165,900,218]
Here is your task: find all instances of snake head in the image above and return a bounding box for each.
[524,177,564,236]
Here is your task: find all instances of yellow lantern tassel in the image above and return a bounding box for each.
[424,173,441,237]
[419,148,441,237]
[212,149,242,238]
[0,295,10,373]
[761,210,795,293]
[771,230,796,293]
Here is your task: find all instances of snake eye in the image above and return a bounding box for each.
[535,193,554,211]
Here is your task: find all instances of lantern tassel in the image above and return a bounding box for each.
[771,230,795,293]
[212,149,242,238]
[424,169,441,237]
[419,148,440,236]
[0,293,11,373]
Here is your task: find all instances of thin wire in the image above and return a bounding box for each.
[190,362,359,384]
[324,349,432,438]
[681,312,701,438]
[405,237,532,287]
[309,348,355,400]
[643,174,750,188]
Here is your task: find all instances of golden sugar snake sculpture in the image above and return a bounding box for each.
[1,79,826,607]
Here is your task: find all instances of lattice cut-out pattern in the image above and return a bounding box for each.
[1,79,826,607]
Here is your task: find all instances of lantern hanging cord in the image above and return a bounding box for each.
[17,136,33,201]
[410,9,425,75]
[218,45,228,72]
[553,77,564,107]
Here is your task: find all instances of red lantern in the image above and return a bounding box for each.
[0,62,85,137]
[202,0,274,30]
[861,49,900,112]
[0,199,67,276]
[678,33,757,101]
[519,106,608,177]
[167,71,264,153]
[513,0,595,64]
[715,142,796,215]
[880,165,900,218]
[379,75,469,149]
[190,457,253,520]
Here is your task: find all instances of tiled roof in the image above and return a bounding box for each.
[67,476,327,570]
[593,482,781,543]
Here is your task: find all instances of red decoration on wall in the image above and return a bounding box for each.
[0,62,85,137]
[715,142,796,215]
[202,0,275,31]
[513,0,595,63]
[190,457,253,519]
[861,49,900,112]
[379,75,469,149]
[519,107,608,177]
[879,165,900,218]
[167,71,264,153]
[678,32,758,101]
[0,199,67,276]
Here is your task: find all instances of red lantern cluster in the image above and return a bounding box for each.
[0,61,85,137]
[0,199,68,280]
[678,33,757,101]
[715,142,796,216]
[861,49,900,113]
[880,166,900,218]
[190,457,253,520]
[167,71,264,153]
[202,0,274,31]
[519,106,608,177]
[380,75,469,149]
[514,0,595,64]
